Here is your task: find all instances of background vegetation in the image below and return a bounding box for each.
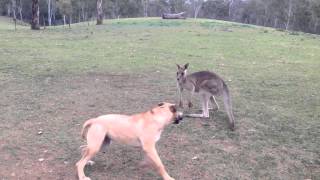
[1,0,320,34]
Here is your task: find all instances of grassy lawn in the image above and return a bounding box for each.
[0,17,319,180]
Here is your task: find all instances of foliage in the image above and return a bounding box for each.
[1,0,320,33]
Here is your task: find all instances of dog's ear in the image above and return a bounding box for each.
[176,64,181,69]
[158,102,164,107]
[184,63,189,69]
[169,105,177,113]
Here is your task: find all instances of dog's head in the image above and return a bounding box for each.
[152,102,183,125]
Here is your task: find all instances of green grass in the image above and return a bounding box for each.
[0,17,319,179]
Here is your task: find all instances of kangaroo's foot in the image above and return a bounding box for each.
[185,113,209,118]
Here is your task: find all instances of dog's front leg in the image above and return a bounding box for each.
[143,143,175,180]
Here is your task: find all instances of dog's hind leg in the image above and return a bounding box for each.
[76,124,105,180]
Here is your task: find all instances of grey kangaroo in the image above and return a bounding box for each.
[176,63,235,130]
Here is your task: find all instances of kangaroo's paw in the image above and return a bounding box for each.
[185,113,205,118]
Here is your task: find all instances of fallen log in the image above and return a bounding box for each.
[162,12,186,19]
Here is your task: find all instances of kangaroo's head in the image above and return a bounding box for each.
[176,63,189,83]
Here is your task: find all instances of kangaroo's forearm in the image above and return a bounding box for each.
[177,85,183,107]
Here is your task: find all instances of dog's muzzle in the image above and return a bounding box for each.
[173,112,183,124]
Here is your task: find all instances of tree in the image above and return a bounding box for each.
[310,0,320,33]
[96,0,103,25]
[202,0,229,20]
[228,0,234,20]
[0,0,319,35]
[17,0,23,21]
[285,0,293,30]
[192,0,204,19]
[11,0,17,30]
[58,0,72,27]
[143,0,149,17]
[47,0,52,26]
[31,0,40,30]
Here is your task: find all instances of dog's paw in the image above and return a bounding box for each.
[188,102,193,108]
[80,176,91,180]
[165,177,175,180]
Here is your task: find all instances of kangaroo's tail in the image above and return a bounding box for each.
[81,118,95,139]
[222,81,235,131]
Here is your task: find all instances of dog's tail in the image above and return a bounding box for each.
[81,118,95,139]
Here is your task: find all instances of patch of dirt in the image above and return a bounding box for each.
[209,139,239,154]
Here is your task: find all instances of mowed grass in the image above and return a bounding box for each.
[0,17,319,179]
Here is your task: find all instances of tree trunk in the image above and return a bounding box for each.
[143,0,149,17]
[193,0,203,19]
[31,0,40,30]
[63,15,66,26]
[18,7,22,21]
[162,12,186,19]
[274,17,278,28]
[52,10,56,25]
[96,0,103,25]
[42,15,46,29]
[228,0,234,20]
[69,15,71,28]
[285,0,292,30]
[18,0,22,21]
[194,5,202,19]
[11,0,17,30]
[7,4,11,16]
[47,0,51,26]
[85,12,89,26]
[81,5,85,22]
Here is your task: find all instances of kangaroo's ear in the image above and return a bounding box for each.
[176,64,181,69]
[184,63,189,69]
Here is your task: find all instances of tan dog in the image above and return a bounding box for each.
[76,102,183,180]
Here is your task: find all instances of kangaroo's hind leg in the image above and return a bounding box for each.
[202,94,210,118]
[209,96,219,111]
[186,94,210,118]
